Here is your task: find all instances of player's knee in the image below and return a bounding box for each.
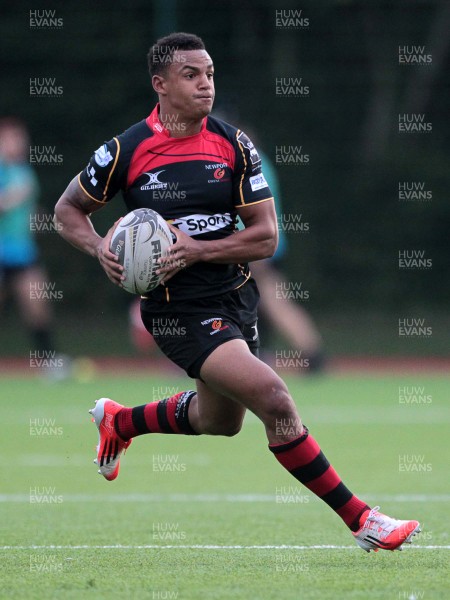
[258,378,298,425]
[221,422,242,437]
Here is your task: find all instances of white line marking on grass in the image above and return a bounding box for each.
[14,453,212,468]
[1,544,449,550]
[0,493,449,503]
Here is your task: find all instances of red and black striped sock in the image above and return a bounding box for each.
[115,391,198,440]
[269,427,370,531]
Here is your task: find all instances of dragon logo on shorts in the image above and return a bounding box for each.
[201,317,230,336]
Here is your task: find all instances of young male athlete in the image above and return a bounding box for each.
[55,32,420,553]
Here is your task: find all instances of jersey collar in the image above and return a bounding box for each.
[146,103,207,139]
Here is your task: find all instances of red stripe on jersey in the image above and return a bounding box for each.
[127,131,235,188]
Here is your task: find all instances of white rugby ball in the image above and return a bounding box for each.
[110,208,173,295]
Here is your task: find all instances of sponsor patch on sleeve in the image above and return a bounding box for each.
[237,131,261,166]
[94,143,113,167]
[249,173,269,192]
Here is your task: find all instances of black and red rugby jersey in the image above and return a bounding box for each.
[79,104,273,302]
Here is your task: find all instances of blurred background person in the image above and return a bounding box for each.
[0,118,56,361]
[129,296,158,354]
[247,146,325,373]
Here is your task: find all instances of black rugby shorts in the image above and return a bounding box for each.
[140,278,260,379]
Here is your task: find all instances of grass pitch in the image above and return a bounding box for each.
[1,372,448,599]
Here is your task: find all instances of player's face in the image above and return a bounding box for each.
[157,50,215,120]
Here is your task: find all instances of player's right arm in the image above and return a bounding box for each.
[55,138,126,285]
[54,176,123,285]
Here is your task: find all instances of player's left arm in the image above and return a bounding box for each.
[197,127,279,262]
[157,200,277,281]
[158,129,277,280]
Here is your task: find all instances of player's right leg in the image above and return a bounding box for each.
[89,379,246,480]
[89,398,133,481]
[189,378,246,437]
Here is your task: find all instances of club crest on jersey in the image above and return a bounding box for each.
[205,162,230,184]
[140,170,167,190]
[94,144,113,167]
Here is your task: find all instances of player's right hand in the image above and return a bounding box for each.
[96,218,124,286]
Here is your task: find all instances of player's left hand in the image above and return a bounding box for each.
[157,223,201,284]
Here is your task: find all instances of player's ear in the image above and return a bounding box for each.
[152,74,167,96]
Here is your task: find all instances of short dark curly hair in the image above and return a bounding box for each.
[147,32,206,77]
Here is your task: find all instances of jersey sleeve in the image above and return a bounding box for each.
[78,137,123,203]
[233,130,273,208]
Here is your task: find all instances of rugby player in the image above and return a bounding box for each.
[55,33,419,552]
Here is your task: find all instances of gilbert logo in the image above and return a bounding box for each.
[145,171,165,184]
[141,170,167,190]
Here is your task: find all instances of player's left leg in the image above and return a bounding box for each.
[198,339,420,552]
[199,339,371,529]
